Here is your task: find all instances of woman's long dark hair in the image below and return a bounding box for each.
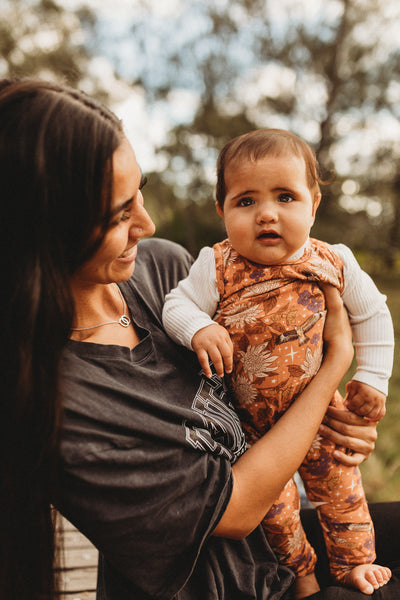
[0,79,123,600]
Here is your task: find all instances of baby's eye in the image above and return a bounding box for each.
[237,197,254,207]
[278,193,294,203]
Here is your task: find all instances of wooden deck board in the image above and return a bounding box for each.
[56,516,98,599]
[61,594,96,600]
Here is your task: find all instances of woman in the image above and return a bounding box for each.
[0,78,397,600]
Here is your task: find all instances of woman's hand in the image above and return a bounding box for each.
[320,283,353,370]
[319,405,377,466]
[319,285,376,466]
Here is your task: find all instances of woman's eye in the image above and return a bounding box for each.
[279,193,294,203]
[238,197,254,207]
[119,208,132,221]
[111,207,132,226]
[139,175,148,190]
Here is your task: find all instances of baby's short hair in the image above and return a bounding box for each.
[216,128,325,208]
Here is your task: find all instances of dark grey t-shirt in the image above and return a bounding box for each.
[56,238,293,600]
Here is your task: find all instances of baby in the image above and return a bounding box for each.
[162,129,394,599]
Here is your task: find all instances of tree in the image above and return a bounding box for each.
[0,0,128,104]
[125,0,400,266]
[4,0,400,267]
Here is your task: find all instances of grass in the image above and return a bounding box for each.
[352,273,400,502]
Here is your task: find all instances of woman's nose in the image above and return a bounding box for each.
[130,204,155,238]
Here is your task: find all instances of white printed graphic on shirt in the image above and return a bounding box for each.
[184,373,246,463]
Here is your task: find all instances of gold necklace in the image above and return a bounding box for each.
[71,284,131,331]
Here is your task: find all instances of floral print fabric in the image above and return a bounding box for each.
[213,237,375,580]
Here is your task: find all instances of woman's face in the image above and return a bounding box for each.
[73,136,155,286]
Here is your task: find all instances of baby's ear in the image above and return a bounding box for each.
[312,193,322,218]
[215,202,224,218]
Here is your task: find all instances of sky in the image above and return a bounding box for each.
[61,0,199,170]
[62,0,321,170]
[62,0,182,18]
[59,0,400,211]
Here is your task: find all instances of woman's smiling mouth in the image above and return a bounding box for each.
[118,244,138,262]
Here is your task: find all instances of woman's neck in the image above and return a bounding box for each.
[71,282,119,328]
[70,282,141,349]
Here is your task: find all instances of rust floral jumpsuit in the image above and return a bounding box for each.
[213,238,375,581]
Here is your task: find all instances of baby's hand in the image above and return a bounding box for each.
[344,380,386,422]
[191,323,233,379]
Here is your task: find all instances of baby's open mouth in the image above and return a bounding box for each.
[258,232,280,239]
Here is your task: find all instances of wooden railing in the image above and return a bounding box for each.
[56,516,98,600]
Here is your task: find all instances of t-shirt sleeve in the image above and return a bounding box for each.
[58,434,232,600]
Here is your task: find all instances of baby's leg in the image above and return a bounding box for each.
[300,438,376,580]
[262,476,318,598]
[299,394,388,590]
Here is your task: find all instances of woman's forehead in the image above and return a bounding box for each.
[111,138,141,206]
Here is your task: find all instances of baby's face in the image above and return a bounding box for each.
[216,153,320,265]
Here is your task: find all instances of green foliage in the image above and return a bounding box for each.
[3,0,400,267]
[134,0,400,268]
[144,169,225,257]
[0,0,113,101]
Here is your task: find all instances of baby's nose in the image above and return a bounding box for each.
[256,202,278,223]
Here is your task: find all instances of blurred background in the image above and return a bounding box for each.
[1,0,399,500]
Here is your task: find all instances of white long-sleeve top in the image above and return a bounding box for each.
[163,242,394,395]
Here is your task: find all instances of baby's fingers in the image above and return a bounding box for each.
[208,339,233,377]
[192,324,233,378]
[196,347,214,379]
[207,345,228,378]
[220,337,234,375]
[347,398,386,422]
[346,396,374,417]
[363,404,386,422]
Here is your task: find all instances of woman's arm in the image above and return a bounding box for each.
[213,285,354,539]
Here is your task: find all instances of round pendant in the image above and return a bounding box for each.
[119,314,131,327]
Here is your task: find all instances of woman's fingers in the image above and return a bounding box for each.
[319,406,377,463]
[330,449,369,467]
[320,284,353,367]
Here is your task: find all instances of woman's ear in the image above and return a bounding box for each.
[215,202,224,219]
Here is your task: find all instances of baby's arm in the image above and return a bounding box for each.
[334,244,394,421]
[162,246,233,378]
